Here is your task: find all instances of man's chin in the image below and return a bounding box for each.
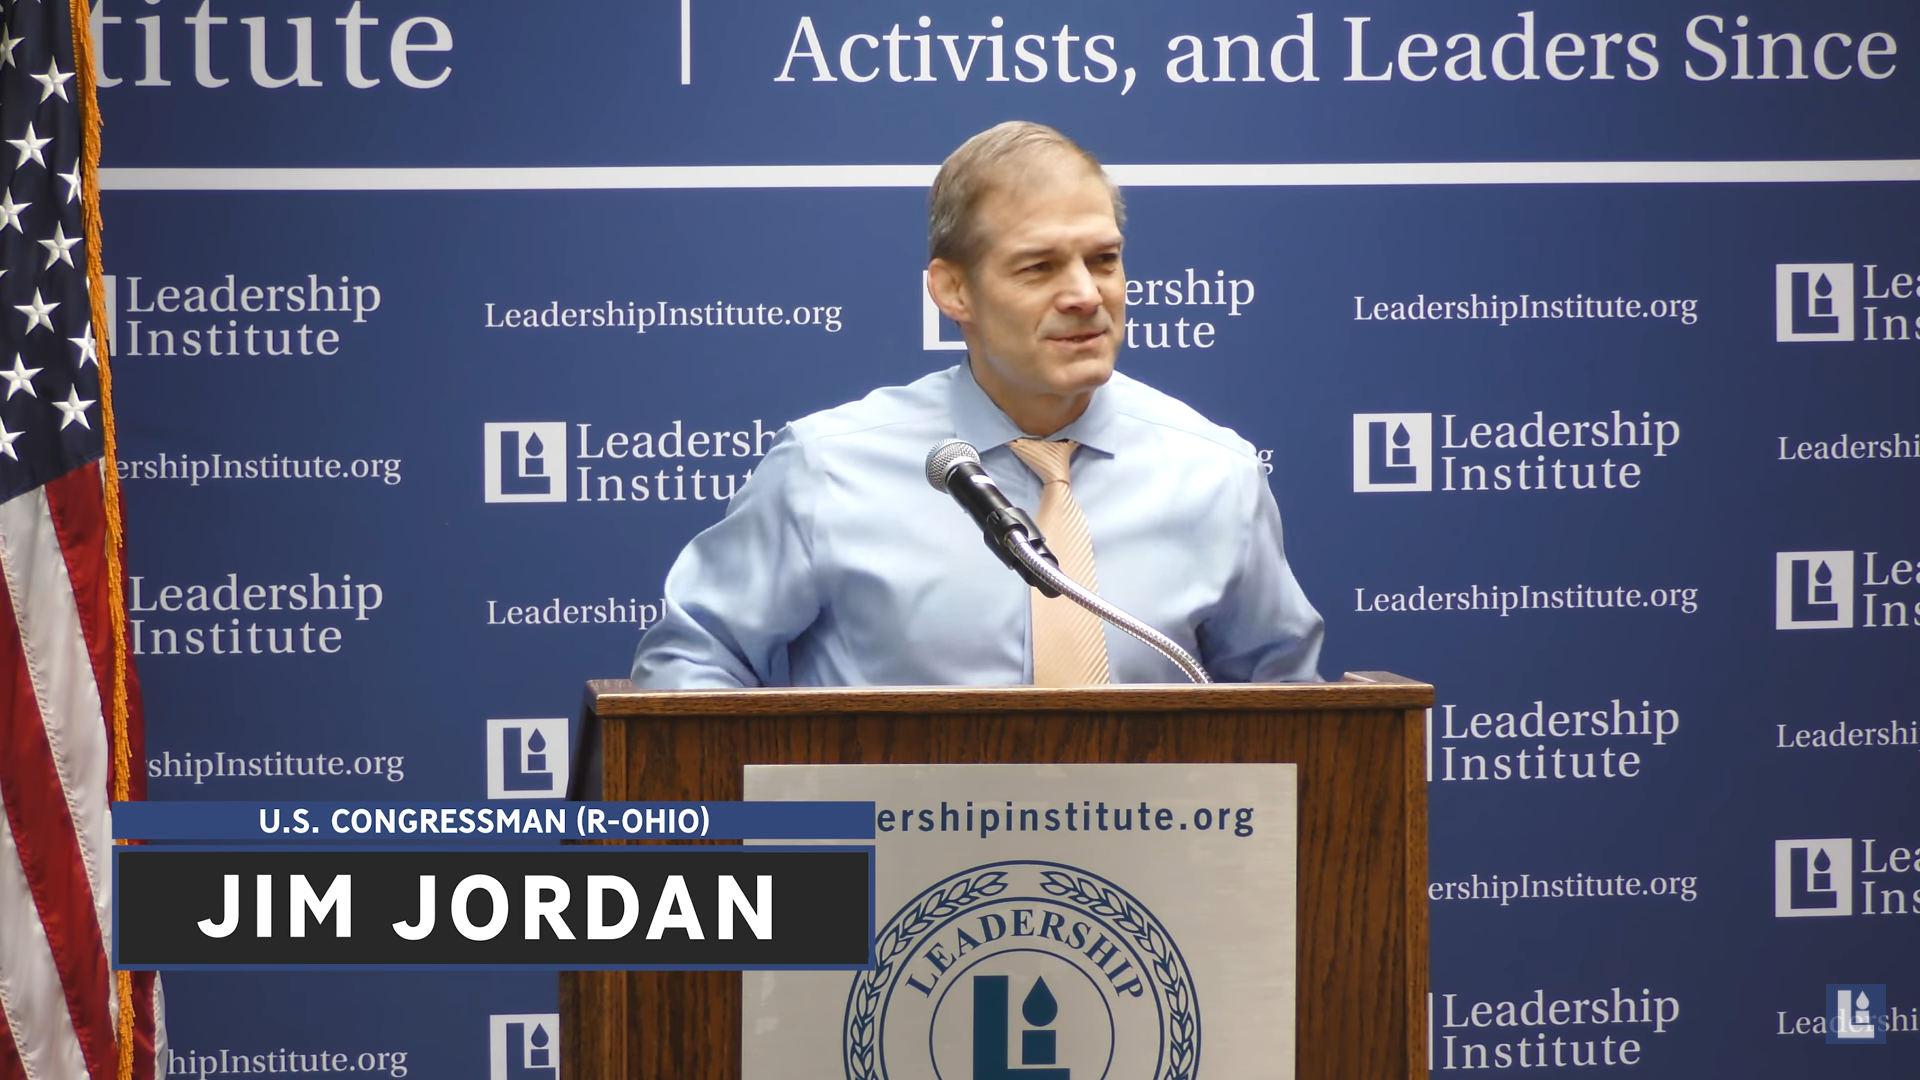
[1048,353,1117,394]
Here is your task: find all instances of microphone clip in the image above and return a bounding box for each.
[985,507,1062,598]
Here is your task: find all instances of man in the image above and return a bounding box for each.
[632,121,1322,687]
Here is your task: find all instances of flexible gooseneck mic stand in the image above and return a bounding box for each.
[1004,531,1212,685]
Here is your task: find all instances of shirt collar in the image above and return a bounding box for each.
[948,360,1118,457]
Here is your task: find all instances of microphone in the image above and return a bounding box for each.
[924,438,1212,682]
[925,439,1062,596]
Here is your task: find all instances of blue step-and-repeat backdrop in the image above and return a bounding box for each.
[96,0,1916,1075]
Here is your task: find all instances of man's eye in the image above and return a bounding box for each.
[1022,262,1050,274]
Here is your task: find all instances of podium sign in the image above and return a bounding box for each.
[742,763,1299,1080]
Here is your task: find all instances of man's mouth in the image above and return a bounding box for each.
[1050,328,1106,345]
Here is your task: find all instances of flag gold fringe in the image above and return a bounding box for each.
[65,2,138,1078]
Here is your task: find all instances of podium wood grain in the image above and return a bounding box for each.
[562,674,1432,1080]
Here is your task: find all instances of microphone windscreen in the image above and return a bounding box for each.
[925,439,981,493]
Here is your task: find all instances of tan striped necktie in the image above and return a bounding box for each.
[1008,439,1111,686]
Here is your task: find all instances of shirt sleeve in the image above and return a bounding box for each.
[1196,458,1325,683]
[630,428,824,688]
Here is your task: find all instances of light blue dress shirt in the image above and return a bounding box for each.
[631,362,1323,687]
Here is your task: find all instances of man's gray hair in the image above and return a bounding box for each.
[928,121,1126,266]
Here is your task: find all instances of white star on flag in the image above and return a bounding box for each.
[69,323,96,368]
[38,221,78,269]
[8,121,50,169]
[31,58,71,103]
[52,386,94,430]
[0,27,21,70]
[0,417,20,460]
[15,287,58,334]
[1,355,41,399]
[57,164,79,205]
[0,189,29,234]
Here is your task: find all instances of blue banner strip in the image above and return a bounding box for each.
[112,801,875,841]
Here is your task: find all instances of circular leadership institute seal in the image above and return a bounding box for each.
[843,861,1198,1080]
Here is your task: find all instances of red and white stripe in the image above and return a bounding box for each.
[0,465,131,1080]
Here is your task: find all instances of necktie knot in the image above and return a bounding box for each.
[1010,439,1077,486]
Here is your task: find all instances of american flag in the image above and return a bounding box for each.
[0,1,159,1078]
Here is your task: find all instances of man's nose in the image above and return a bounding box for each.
[1056,261,1102,311]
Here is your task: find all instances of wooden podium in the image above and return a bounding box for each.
[562,672,1433,1080]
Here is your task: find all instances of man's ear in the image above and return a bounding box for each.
[927,258,972,326]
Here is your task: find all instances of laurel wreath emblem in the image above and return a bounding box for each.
[842,863,1199,1080]
[843,870,1009,1080]
[1038,870,1199,1080]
